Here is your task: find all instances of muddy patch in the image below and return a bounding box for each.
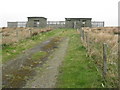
[24,37,69,88]
[2,36,63,88]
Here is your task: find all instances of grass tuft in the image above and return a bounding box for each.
[31,51,47,60]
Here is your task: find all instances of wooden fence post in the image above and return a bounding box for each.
[84,32,87,47]
[74,21,76,29]
[103,43,107,79]
[85,32,87,43]
[29,29,32,36]
[82,30,84,40]
[16,29,19,41]
[80,29,82,40]
[86,32,89,53]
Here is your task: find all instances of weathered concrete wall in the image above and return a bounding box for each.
[84,19,92,27]
[65,21,73,28]
[27,17,47,28]
[65,18,92,28]
[75,21,82,28]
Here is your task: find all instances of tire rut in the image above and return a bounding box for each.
[2,36,64,88]
[23,37,69,88]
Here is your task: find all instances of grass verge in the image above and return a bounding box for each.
[56,33,103,88]
[2,29,65,63]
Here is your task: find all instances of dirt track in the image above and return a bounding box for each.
[24,37,69,88]
[2,36,69,88]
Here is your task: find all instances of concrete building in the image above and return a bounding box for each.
[7,17,104,28]
[27,17,47,28]
[65,18,92,28]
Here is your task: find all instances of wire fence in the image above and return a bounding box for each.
[79,28,118,87]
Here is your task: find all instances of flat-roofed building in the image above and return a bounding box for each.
[27,17,47,28]
[65,18,92,28]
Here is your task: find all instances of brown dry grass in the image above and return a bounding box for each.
[82,27,118,34]
[82,27,118,47]
[82,27,118,87]
[1,27,53,45]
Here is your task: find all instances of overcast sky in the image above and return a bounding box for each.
[0,0,119,27]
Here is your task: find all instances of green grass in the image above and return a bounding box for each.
[2,29,104,88]
[31,51,47,60]
[2,29,65,63]
[56,32,103,88]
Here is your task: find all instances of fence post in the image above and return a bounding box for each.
[74,21,76,29]
[16,29,19,41]
[29,29,32,36]
[87,33,90,57]
[103,43,107,79]
[80,29,84,42]
[86,32,89,52]
[80,29,82,40]
[83,30,87,48]
[82,30,84,40]
[85,32,87,43]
